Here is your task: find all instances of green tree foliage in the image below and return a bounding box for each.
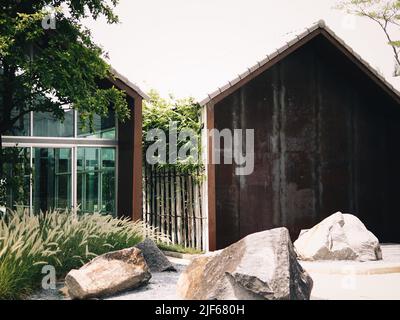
[337,0,400,75]
[0,179,5,208]
[143,90,203,175]
[0,147,31,209]
[0,0,129,175]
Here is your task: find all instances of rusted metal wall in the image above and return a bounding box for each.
[117,94,143,221]
[214,35,400,249]
[117,95,136,218]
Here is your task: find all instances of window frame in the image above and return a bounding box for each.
[77,147,116,215]
[3,110,119,215]
[4,109,118,141]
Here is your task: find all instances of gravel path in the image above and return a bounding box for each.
[107,262,186,300]
[304,244,400,300]
[28,257,189,300]
[28,285,65,300]
[28,245,400,300]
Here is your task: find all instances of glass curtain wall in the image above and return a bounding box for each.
[2,109,117,216]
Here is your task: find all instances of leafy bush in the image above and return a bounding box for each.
[0,209,169,299]
[143,90,203,175]
[157,242,203,255]
[1,147,32,210]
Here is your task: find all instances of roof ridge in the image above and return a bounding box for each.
[200,20,399,106]
[109,67,150,101]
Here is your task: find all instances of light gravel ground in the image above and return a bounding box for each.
[309,273,400,300]
[28,284,65,300]
[29,245,400,300]
[305,244,400,300]
[28,256,189,300]
[107,262,186,300]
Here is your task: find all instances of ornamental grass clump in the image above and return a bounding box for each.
[0,209,169,299]
[0,211,58,299]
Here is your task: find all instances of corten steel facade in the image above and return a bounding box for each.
[2,69,147,222]
[203,21,400,250]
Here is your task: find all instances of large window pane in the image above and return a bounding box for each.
[33,109,74,137]
[77,112,116,139]
[33,148,72,213]
[101,149,116,214]
[77,148,116,215]
[0,147,31,212]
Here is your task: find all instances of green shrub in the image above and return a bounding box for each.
[143,90,204,175]
[157,242,203,255]
[0,209,169,299]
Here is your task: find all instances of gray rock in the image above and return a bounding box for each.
[294,212,382,262]
[136,239,177,272]
[65,247,151,300]
[177,228,313,300]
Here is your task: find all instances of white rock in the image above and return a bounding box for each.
[342,214,382,261]
[294,212,382,262]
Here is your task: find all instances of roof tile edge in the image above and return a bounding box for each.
[199,19,400,106]
[109,67,150,101]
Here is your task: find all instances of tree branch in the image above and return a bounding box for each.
[351,3,400,75]
[372,17,400,75]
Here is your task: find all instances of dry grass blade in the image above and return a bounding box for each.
[0,209,170,299]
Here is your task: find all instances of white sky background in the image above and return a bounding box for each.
[83,0,400,100]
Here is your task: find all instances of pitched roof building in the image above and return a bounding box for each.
[202,20,400,250]
[2,68,146,221]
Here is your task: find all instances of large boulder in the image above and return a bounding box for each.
[294,212,382,262]
[342,214,383,261]
[65,247,151,299]
[136,238,176,272]
[177,228,313,300]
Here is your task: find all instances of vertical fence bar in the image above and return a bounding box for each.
[182,174,188,248]
[168,168,173,243]
[173,167,179,245]
[150,165,154,227]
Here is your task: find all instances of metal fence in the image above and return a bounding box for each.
[143,165,206,250]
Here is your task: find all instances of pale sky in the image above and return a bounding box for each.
[83,0,400,101]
